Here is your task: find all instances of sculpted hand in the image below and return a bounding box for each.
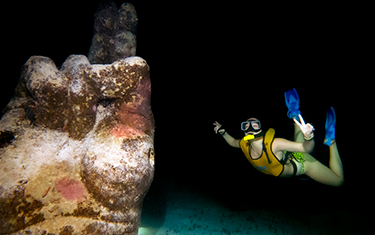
[0,56,155,234]
[293,114,315,140]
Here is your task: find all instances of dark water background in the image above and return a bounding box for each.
[1,1,371,234]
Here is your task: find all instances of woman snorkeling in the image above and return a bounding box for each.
[213,88,344,187]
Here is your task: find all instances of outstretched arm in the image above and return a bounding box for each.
[213,121,240,148]
[222,132,241,148]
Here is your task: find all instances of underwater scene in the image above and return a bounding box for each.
[1,1,370,234]
[140,177,371,235]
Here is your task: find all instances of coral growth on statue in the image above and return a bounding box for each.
[0,1,154,234]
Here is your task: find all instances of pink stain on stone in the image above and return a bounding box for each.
[55,177,87,201]
[111,123,143,138]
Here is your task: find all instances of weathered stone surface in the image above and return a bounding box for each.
[1,2,153,233]
[0,54,154,234]
[88,1,138,64]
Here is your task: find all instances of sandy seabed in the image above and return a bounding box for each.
[139,180,372,235]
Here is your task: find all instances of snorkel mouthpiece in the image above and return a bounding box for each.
[242,119,262,140]
[244,135,255,140]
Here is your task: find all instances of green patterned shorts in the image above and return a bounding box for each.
[284,151,305,175]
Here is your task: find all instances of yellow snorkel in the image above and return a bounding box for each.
[244,134,255,140]
[241,119,262,141]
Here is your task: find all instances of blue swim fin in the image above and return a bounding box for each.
[284,88,301,119]
[324,107,336,146]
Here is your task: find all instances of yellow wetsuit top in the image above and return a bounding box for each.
[239,128,284,177]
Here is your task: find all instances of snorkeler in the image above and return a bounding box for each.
[213,88,344,187]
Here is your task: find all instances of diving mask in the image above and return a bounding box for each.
[241,120,261,132]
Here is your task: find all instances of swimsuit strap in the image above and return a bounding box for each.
[290,160,298,177]
[263,144,272,164]
[262,129,274,164]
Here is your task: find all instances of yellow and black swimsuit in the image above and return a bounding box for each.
[239,128,284,177]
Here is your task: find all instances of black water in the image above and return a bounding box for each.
[2,1,371,234]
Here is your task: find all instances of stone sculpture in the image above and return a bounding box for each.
[89,1,138,64]
[0,2,154,234]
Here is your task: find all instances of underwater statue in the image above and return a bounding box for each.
[0,2,154,234]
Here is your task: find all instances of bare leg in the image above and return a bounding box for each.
[279,123,305,177]
[294,123,304,143]
[328,142,344,181]
[294,122,344,186]
[304,142,344,187]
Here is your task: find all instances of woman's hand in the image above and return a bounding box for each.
[213,121,225,135]
[293,114,315,140]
